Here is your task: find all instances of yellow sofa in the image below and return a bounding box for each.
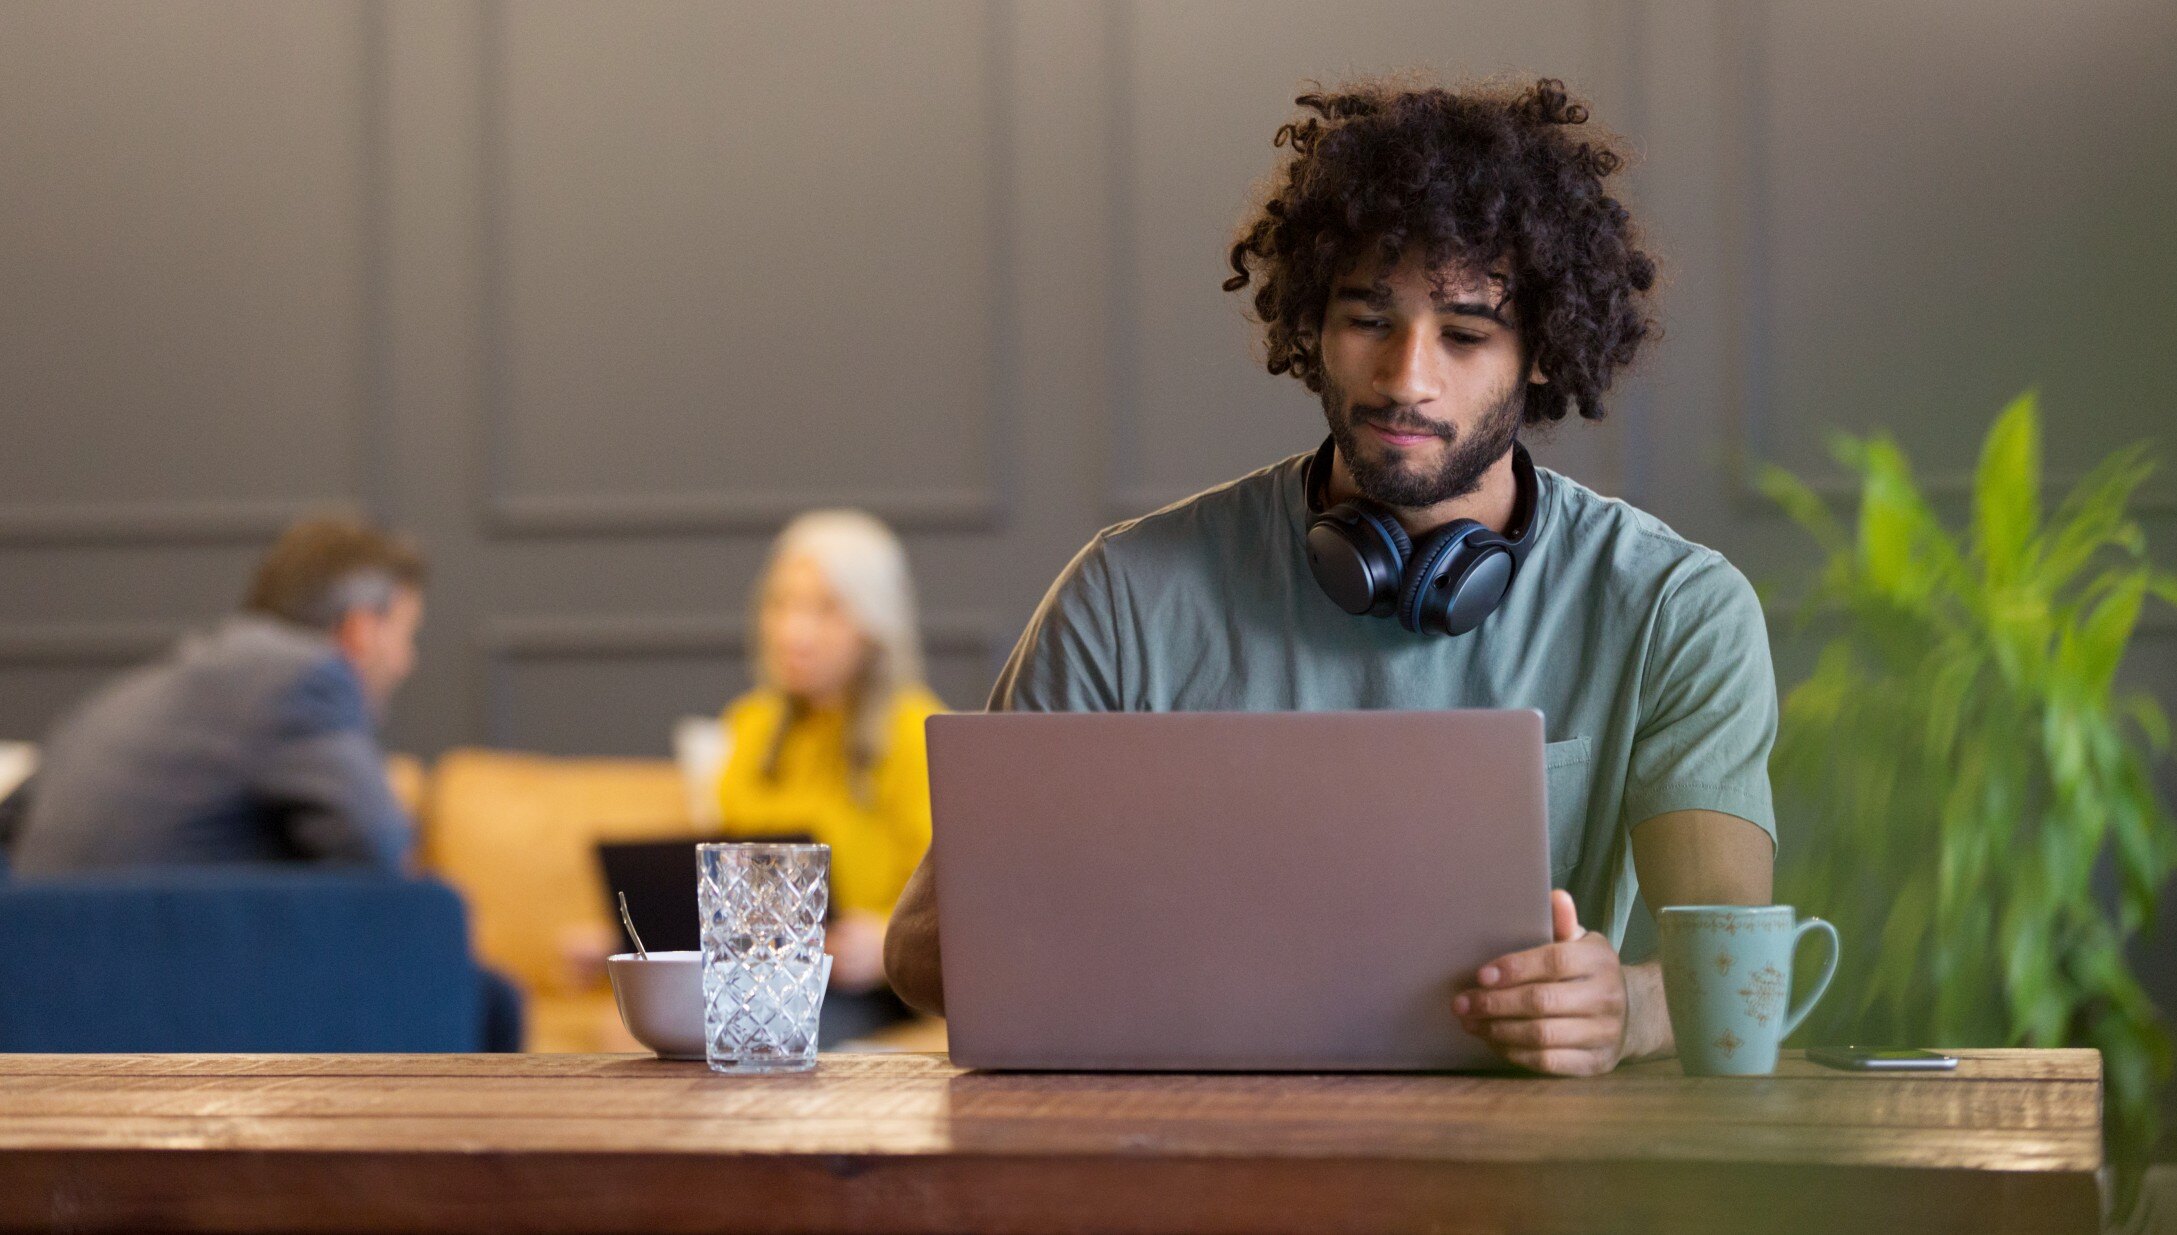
[418,748,698,1052]
[405,747,944,1053]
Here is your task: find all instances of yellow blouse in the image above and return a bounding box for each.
[713,685,944,916]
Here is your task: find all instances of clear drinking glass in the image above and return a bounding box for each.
[698,842,830,1073]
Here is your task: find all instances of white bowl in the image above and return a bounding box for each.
[606,951,704,1060]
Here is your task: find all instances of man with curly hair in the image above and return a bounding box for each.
[888,78,1776,1076]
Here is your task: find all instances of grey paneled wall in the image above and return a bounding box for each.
[3,0,2173,769]
[0,3,388,735]
[486,1,1004,532]
[1753,0,2177,494]
[0,4,382,538]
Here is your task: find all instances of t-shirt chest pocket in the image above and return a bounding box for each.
[1543,736,1595,886]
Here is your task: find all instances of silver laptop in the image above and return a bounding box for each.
[927,709,1551,1071]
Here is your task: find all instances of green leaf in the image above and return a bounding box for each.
[2108,753,2177,935]
[1922,646,1984,758]
[1756,463,1849,558]
[2150,573,2177,612]
[1986,589,2052,690]
[1855,436,1931,601]
[2122,693,2171,755]
[1826,430,1868,473]
[1772,393,2177,1174]
[2065,574,2147,699]
[1974,390,2042,591]
[1870,882,1932,1013]
[2036,444,2154,594]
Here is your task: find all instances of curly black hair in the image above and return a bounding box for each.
[1224,77,1657,425]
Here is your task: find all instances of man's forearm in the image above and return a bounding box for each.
[1623,809,1776,1064]
[1621,959,1673,1061]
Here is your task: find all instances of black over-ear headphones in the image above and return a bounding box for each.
[1302,435,1540,637]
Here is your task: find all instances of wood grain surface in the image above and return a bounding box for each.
[0,1050,2102,1235]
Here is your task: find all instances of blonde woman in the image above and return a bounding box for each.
[716,510,944,1015]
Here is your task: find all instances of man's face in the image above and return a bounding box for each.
[337,585,424,716]
[1315,251,1538,509]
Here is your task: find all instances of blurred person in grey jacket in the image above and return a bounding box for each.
[4,516,426,875]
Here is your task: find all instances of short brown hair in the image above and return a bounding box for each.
[243,514,427,631]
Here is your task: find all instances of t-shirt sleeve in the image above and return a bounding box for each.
[1621,554,1779,839]
[987,536,1125,713]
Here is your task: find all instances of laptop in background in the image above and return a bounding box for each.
[927,709,1552,1071]
[595,833,813,955]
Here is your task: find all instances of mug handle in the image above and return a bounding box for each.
[1780,917,1840,1041]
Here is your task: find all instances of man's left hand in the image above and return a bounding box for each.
[1453,889,1629,1077]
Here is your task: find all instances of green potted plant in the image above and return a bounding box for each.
[1759,391,2177,1199]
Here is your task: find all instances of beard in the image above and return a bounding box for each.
[1320,372,1526,509]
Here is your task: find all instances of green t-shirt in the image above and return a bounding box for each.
[988,448,1779,947]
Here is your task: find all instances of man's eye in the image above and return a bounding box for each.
[1348,317,1388,331]
[1444,331,1485,346]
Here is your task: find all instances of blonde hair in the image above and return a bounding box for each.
[753,509,927,781]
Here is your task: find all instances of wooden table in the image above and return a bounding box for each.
[0,1049,2100,1234]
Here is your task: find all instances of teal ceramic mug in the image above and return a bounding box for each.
[1658,905,1839,1076]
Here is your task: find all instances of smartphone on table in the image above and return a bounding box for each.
[1807,1046,1959,1072]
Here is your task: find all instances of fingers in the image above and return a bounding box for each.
[1469,891,1587,989]
[1467,1015,1621,1051]
[1455,968,1624,1021]
[1452,893,1622,1077]
[1551,889,1586,942]
[1472,944,1567,991]
[1467,931,1612,996]
[1499,1047,1617,1078]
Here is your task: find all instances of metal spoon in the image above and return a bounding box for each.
[617,891,648,959]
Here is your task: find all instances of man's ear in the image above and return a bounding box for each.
[1527,355,1549,386]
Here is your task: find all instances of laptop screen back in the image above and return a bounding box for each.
[928,709,1551,1071]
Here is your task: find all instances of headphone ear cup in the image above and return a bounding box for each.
[1395,522,1474,634]
[1305,503,1412,617]
[1364,507,1412,563]
[1399,522,1518,636]
[1360,509,1413,618]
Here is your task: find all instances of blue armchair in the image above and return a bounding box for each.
[0,867,499,1052]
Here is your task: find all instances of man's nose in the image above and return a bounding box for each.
[1372,325,1441,407]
